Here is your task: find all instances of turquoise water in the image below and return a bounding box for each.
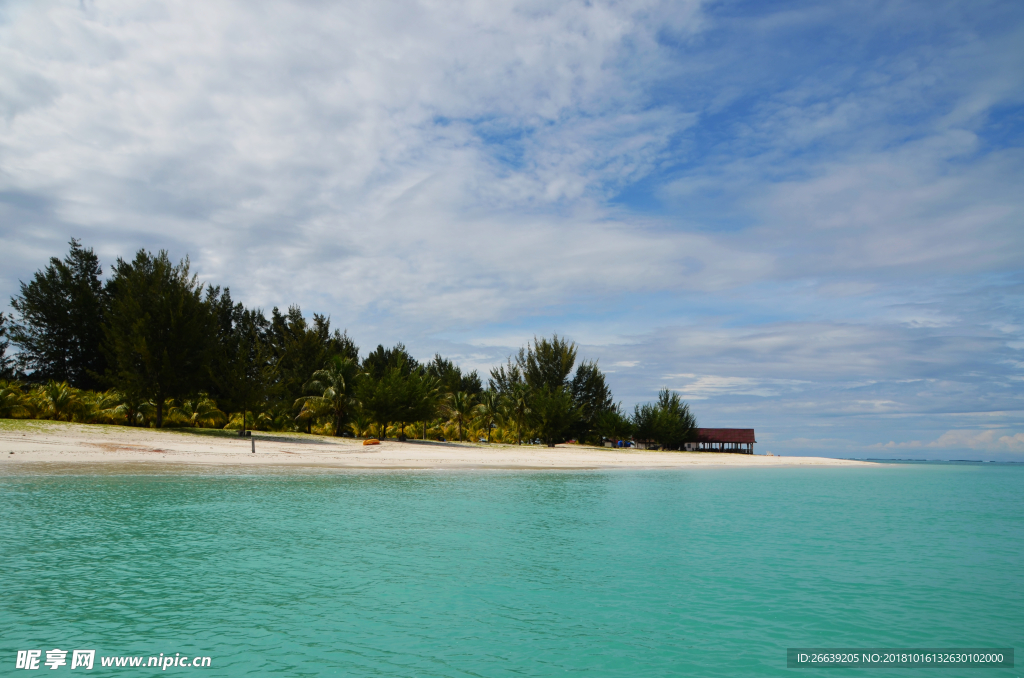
[1,464,1021,676]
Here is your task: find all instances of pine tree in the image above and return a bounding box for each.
[102,250,215,428]
[9,239,107,388]
[489,335,614,445]
[0,313,12,379]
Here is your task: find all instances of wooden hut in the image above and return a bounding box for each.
[684,429,756,454]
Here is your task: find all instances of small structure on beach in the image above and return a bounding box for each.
[684,429,756,454]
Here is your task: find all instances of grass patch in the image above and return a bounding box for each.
[0,418,149,434]
[0,418,55,432]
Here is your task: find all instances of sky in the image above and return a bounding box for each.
[1,0,1022,459]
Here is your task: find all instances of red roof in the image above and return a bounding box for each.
[695,428,756,444]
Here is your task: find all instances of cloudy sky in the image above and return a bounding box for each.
[1,0,1022,458]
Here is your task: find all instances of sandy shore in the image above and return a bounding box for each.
[0,420,871,470]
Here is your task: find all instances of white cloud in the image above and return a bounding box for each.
[663,373,809,399]
[0,0,1021,456]
[876,430,1024,452]
[0,0,749,324]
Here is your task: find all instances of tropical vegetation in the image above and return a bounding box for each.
[0,240,699,449]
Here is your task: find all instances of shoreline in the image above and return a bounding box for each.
[0,420,873,471]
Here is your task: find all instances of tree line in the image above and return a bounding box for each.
[0,240,697,448]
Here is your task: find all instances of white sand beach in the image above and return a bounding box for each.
[0,420,871,470]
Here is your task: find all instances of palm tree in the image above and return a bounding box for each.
[94,390,146,426]
[226,410,256,432]
[348,410,373,438]
[136,399,167,428]
[473,390,501,443]
[254,404,291,432]
[0,380,27,419]
[170,395,227,428]
[296,397,329,433]
[508,382,531,445]
[37,381,83,421]
[409,372,443,440]
[296,356,359,436]
[445,390,476,442]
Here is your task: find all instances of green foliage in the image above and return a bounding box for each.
[404,371,443,430]
[445,390,476,442]
[102,249,216,428]
[93,389,148,426]
[35,380,85,422]
[0,380,27,418]
[357,357,412,439]
[8,239,107,388]
[506,382,531,445]
[529,385,579,447]
[594,405,633,441]
[170,395,227,428]
[425,354,482,396]
[297,356,360,436]
[357,347,445,439]
[569,359,614,441]
[5,242,639,448]
[0,313,12,379]
[362,343,418,380]
[214,304,276,434]
[489,335,614,445]
[632,388,697,450]
[473,390,502,443]
[521,334,577,391]
[224,411,257,431]
[347,410,374,437]
[488,356,522,397]
[270,305,357,428]
[253,403,296,432]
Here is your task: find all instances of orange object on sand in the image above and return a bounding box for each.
[362,438,380,446]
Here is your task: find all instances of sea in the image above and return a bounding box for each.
[1,462,1021,677]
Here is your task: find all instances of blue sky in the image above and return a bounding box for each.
[1,0,1022,458]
